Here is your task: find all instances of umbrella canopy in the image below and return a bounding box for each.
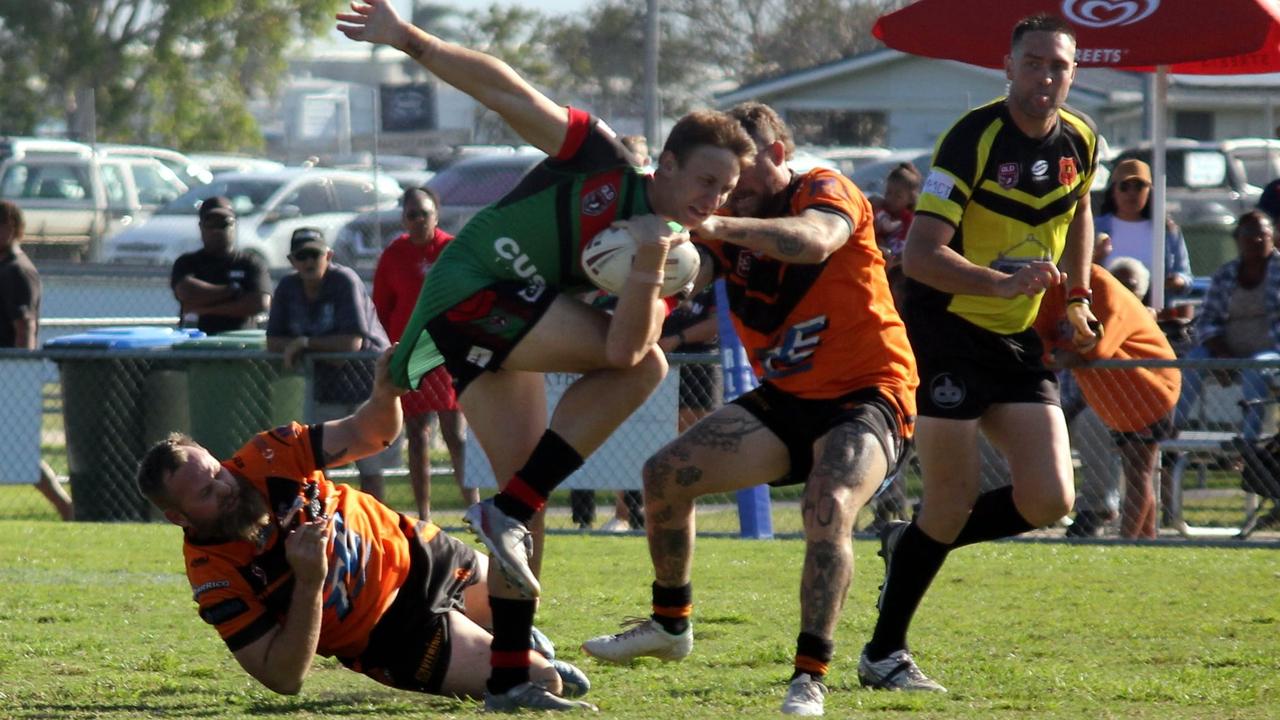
[873,0,1280,307]
[873,0,1280,72]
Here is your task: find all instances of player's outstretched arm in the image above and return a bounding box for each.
[321,346,405,467]
[337,0,569,155]
[695,209,849,264]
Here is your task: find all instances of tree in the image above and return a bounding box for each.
[665,0,911,87]
[0,0,343,152]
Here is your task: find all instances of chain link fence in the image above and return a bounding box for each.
[2,343,1277,542]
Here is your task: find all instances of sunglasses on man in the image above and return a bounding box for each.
[203,218,235,230]
[1118,179,1150,193]
[290,249,324,262]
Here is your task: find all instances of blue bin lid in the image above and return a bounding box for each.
[44,326,205,349]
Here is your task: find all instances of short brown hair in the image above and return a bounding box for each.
[728,102,795,161]
[136,432,201,510]
[661,110,756,167]
[1011,13,1076,52]
[0,200,25,238]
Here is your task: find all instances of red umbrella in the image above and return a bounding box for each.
[873,0,1280,307]
[872,0,1280,72]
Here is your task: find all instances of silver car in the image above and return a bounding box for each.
[100,168,400,269]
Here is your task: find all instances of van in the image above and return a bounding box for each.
[0,154,187,261]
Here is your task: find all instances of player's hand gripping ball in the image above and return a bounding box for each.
[581,223,700,298]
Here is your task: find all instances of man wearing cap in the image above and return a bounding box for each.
[266,227,397,501]
[170,196,272,335]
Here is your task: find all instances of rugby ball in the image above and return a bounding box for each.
[580,224,700,297]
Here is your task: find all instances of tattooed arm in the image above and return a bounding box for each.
[320,347,405,469]
[695,208,850,264]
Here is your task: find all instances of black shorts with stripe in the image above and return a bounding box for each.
[731,382,907,487]
[907,306,1058,420]
[340,520,480,694]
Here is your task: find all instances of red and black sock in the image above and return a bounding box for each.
[650,581,692,635]
[493,430,584,523]
[792,632,834,680]
[487,596,536,694]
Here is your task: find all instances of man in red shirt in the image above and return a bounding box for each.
[373,187,477,522]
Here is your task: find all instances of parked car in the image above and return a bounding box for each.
[186,153,287,177]
[813,145,894,178]
[0,153,187,261]
[96,144,214,188]
[100,168,400,269]
[1110,138,1280,274]
[849,149,933,197]
[0,136,94,162]
[332,151,544,271]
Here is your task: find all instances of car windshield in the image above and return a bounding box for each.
[428,162,538,205]
[156,179,283,215]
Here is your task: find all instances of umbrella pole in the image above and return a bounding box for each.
[1150,66,1169,310]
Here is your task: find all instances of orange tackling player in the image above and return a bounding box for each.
[582,103,918,717]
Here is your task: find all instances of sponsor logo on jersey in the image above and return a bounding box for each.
[998,162,1020,189]
[930,373,966,409]
[192,579,230,600]
[1031,160,1050,181]
[1059,157,1078,187]
[923,170,955,199]
[582,183,618,216]
[493,237,547,300]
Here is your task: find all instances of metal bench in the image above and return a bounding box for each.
[1157,430,1260,537]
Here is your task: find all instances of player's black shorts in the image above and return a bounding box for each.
[731,382,907,487]
[340,519,481,694]
[907,308,1058,420]
[426,279,560,394]
[1112,414,1177,447]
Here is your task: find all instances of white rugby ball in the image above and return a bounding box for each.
[580,224,700,298]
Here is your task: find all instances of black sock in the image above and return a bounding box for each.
[950,485,1036,548]
[865,521,949,660]
[650,581,692,634]
[494,430,584,523]
[792,632,834,681]
[487,597,536,694]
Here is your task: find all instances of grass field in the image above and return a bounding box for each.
[1,521,1276,719]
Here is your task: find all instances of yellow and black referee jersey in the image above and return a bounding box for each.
[907,98,1098,335]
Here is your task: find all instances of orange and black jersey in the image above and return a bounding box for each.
[909,99,1099,334]
[697,168,917,431]
[182,422,413,659]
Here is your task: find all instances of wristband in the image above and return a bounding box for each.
[1067,287,1092,305]
[1066,296,1091,307]
[628,270,664,286]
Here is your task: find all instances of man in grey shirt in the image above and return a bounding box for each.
[267,227,397,500]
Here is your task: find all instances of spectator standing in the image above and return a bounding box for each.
[0,200,72,520]
[872,162,922,311]
[1094,159,1192,306]
[170,197,271,335]
[373,188,476,523]
[1035,264,1180,539]
[1177,211,1280,442]
[267,228,395,501]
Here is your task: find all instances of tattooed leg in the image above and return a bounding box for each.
[800,424,887,637]
[643,406,786,587]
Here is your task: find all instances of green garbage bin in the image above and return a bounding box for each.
[45,327,202,522]
[173,330,306,459]
[1182,217,1237,276]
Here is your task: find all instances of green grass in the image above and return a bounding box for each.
[0,521,1275,719]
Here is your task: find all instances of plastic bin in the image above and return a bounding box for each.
[45,327,203,522]
[173,330,305,459]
